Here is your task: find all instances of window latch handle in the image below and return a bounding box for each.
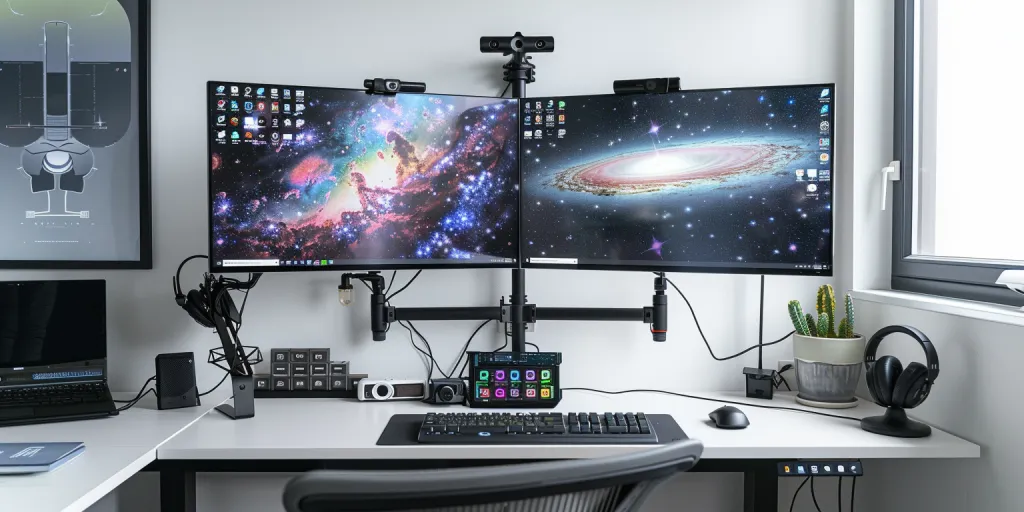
[881,160,901,210]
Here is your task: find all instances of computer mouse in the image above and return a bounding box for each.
[709,405,749,429]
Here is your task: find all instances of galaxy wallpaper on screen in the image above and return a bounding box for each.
[520,85,834,271]
[209,84,520,269]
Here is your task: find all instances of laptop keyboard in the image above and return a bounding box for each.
[0,382,110,407]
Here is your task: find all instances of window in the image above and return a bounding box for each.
[892,0,1024,306]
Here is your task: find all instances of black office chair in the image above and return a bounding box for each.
[282,439,703,512]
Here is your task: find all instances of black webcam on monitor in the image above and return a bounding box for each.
[363,78,426,95]
[613,77,681,95]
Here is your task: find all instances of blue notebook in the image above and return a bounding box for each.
[0,443,85,474]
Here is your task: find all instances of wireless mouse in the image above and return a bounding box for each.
[709,405,750,429]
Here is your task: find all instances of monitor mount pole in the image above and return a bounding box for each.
[743,275,774,400]
[340,33,670,351]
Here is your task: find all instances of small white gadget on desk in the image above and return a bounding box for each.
[357,379,427,401]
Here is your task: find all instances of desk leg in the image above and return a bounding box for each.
[160,467,196,512]
[743,462,778,512]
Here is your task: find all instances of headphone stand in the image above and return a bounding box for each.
[861,407,931,438]
[215,375,255,420]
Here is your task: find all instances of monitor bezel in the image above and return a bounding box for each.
[518,82,836,277]
[205,81,522,274]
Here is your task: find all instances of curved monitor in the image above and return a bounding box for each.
[519,84,835,275]
[206,82,520,272]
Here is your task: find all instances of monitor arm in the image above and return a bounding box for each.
[340,272,668,345]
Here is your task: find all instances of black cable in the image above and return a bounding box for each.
[562,387,864,422]
[116,388,155,412]
[790,476,809,512]
[773,364,793,391]
[850,476,856,511]
[407,321,451,379]
[810,476,822,512]
[499,82,511,98]
[526,342,540,352]
[838,476,843,512]
[493,325,510,353]
[113,376,155,403]
[233,273,253,331]
[454,319,495,378]
[665,277,794,360]
[384,271,397,297]
[400,321,438,381]
[199,372,230,397]
[386,269,422,302]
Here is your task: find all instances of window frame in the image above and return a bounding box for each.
[891,0,1024,307]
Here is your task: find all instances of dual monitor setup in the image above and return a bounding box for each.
[200,43,836,437]
[206,82,835,277]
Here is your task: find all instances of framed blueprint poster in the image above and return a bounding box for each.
[0,0,151,269]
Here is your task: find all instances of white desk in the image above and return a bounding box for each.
[0,390,980,512]
[153,390,979,512]
[158,390,978,461]
[0,392,223,512]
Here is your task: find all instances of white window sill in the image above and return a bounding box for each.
[850,289,1024,327]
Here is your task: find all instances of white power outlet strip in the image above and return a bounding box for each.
[778,359,797,391]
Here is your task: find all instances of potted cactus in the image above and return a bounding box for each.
[787,285,865,409]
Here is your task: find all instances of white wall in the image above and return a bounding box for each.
[852,303,1018,511]
[0,0,844,401]
[0,0,850,510]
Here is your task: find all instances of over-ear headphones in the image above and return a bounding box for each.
[173,254,259,329]
[863,325,940,409]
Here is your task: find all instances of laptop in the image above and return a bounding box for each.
[0,279,117,427]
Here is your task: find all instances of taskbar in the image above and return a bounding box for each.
[525,257,830,272]
[216,256,517,269]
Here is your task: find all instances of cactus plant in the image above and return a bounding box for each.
[788,300,810,336]
[844,293,855,336]
[816,312,831,337]
[788,286,856,339]
[837,318,850,338]
[822,284,837,337]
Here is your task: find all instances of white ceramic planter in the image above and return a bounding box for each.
[793,333,866,409]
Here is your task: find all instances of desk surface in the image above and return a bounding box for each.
[157,390,980,461]
[0,392,223,512]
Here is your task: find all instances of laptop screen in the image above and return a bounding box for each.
[0,280,106,370]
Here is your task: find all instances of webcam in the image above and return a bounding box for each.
[613,77,681,95]
[480,32,554,55]
[363,78,426,95]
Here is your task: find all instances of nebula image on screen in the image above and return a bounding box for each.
[520,84,834,273]
[208,83,519,270]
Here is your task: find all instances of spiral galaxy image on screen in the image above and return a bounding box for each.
[520,85,833,271]
[209,86,519,268]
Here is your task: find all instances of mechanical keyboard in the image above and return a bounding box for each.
[417,412,659,444]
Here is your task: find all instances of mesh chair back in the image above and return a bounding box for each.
[283,439,703,512]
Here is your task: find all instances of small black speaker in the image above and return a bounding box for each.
[155,352,200,410]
